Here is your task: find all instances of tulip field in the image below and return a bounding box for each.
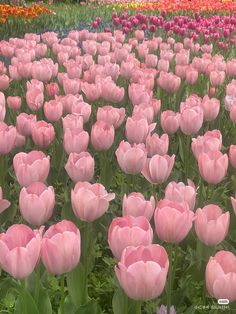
[1,0,236,313]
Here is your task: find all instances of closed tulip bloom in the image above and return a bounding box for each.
[97,106,125,129]
[180,106,203,135]
[71,182,115,222]
[0,224,42,279]
[16,113,37,137]
[201,96,220,122]
[191,130,222,160]
[157,72,181,93]
[122,193,155,220]
[115,244,169,300]
[145,54,158,68]
[142,154,175,184]
[165,180,196,211]
[0,74,9,91]
[195,205,229,246]
[91,121,115,151]
[161,111,180,134]
[62,114,83,131]
[154,199,194,243]
[206,251,236,303]
[81,82,101,101]
[229,145,236,168]
[19,182,55,226]
[71,101,91,124]
[198,151,228,184]
[116,141,147,174]
[157,59,169,72]
[44,100,63,122]
[46,82,60,99]
[0,92,6,121]
[0,122,17,155]
[13,151,50,187]
[128,83,152,107]
[31,62,52,82]
[63,128,89,154]
[146,133,169,157]
[210,70,225,87]
[63,78,81,95]
[126,115,156,144]
[26,88,44,112]
[0,187,11,214]
[7,96,21,111]
[65,152,94,182]
[31,121,55,148]
[41,220,81,275]
[185,66,198,85]
[108,216,153,260]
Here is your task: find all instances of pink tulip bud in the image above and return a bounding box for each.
[180,106,203,135]
[161,110,180,134]
[19,182,55,225]
[115,244,169,300]
[31,121,55,148]
[41,220,81,275]
[146,133,169,157]
[91,120,115,151]
[65,152,94,182]
[16,113,37,136]
[97,105,125,129]
[142,154,175,184]
[108,216,153,260]
[7,96,21,111]
[198,151,228,184]
[13,151,50,187]
[0,187,10,214]
[206,251,236,303]
[0,122,17,155]
[0,224,42,279]
[63,127,89,154]
[122,193,155,220]
[46,82,60,99]
[71,182,115,222]
[44,99,63,122]
[154,199,194,243]
[195,205,229,246]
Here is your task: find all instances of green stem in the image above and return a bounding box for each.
[167,244,177,314]
[134,300,142,314]
[34,266,40,306]
[21,280,27,314]
[0,155,7,188]
[81,222,92,304]
[60,274,65,314]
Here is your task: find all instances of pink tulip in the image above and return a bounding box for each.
[180,106,203,135]
[157,72,181,93]
[0,187,10,214]
[19,182,55,225]
[146,133,169,157]
[71,182,115,222]
[165,180,196,211]
[91,121,115,151]
[31,121,55,148]
[101,80,124,103]
[7,96,21,111]
[185,66,198,85]
[71,101,91,123]
[200,96,220,121]
[122,192,155,220]
[198,151,228,184]
[195,205,229,246]
[0,122,17,155]
[0,92,6,121]
[161,111,180,134]
[126,115,155,144]
[206,251,236,303]
[44,100,63,122]
[191,130,222,160]
[145,54,158,68]
[154,199,194,243]
[81,82,101,101]
[128,83,152,107]
[157,59,169,72]
[0,75,9,91]
[63,78,81,95]
[230,102,236,123]
[115,244,169,300]
[63,128,89,154]
[108,216,153,260]
[26,88,44,112]
[65,152,94,182]
[229,145,236,168]
[46,82,60,99]
[97,106,125,129]
[31,62,53,82]
[116,141,147,174]
[13,151,50,187]
[16,113,37,136]
[0,224,42,279]
[209,70,225,87]
[62,114,83,131]
[41,220,81,275]
[142,154,175,184]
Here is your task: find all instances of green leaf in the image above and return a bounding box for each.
[14,289,40,314]
[112,289,128,314]
[66,264,87,309]
[37,288,52,314]
[75,301,101,314]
